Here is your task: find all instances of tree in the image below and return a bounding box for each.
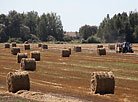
[24,11,39,35]
[37,12,63,41]
[79,25,97,40]
[0,24,8,42]
[7,10,22,38]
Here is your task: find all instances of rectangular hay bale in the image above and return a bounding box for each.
[7,71,30,93]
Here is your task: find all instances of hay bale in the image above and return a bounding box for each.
[17,53,28,63]
[21,58,36,71]
[68,47,71,55]
[11,47,20,55]
[24,44,30,50]
[7,71,30,93]
[38,43,42,47]
[24,41,28,44]
[62,49,70,57]
[42,44,48,49]
[30,51,40,61]
[108,44,115,50]
[11,42,16,47]
[74,46,81,52]
[97,44,103,48]
[5,43,10,48]
[97,48,106,55]
[91,71,115,94]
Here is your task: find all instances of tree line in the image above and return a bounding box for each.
[0,10,63,43]
[79,11,138,43]
[1,10,138,43]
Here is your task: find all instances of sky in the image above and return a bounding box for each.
[0,0,138,31]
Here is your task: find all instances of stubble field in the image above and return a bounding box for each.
[0,43,138,102]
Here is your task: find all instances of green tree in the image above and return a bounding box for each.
[0,24,8,42]
[24,11,39,35]
[79,25,97,40]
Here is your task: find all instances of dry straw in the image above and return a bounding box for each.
[21,58,36,71]
[68,47,71,55]
[17,53,28,63]
[24,41,28,44]
[7,71,30,93]
[74,46,81,52]
[30,51,40,61]
[24,44,30,50]
[5,43,10,48]
[11,47,20,55]
[62,49,70,57]
[91,71,115,94]
[97,48,106,55]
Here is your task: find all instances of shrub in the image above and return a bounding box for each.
[87,35,100,43]
[8,38,23,43]
[47,35,56,41]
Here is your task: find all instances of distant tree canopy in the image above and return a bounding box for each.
[79,11,138,43]
[0,10,64,43]
[79,25,97,40]
[1,10,138,43]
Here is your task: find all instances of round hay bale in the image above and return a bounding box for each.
[24,41,28,44]
[21,58,36,71]
[91,71,115,94]
[108,44,115,50]
[7,71,30,93]
[30,51,40,61]
[62,49,70,57]
[11,42,16,47]
[5,43,10,48]
[24,44,30,50]
[97,44,103,48]
[38,43,42,48]
[42,44,48,49]
[17,53,28,63]
[97,48,106,55]
[11,47,20,55]
[68,47,71,55]
[74,46,81,52]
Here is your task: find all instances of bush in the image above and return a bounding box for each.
[87,35,100,43]
[8,38,23,43]
[63,35,72,42]
[47,35,56,41]
[28,34,41,43]
[81,39,87,43]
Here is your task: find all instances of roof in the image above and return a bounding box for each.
[64,32,79,37]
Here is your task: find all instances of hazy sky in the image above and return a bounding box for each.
[0,0,138,31]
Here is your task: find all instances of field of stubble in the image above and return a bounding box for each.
[0,43,138,102]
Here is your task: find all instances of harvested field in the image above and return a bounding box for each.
[0,43,138,102]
